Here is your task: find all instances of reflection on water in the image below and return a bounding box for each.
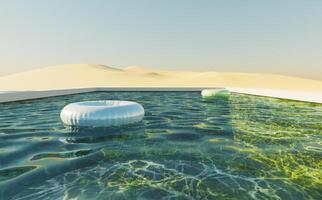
[0,92,321,199]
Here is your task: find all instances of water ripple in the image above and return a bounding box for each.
[0,91,321,200]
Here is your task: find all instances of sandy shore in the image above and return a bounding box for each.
[0,64,321,103]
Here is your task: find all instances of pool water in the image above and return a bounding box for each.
[0,92,321,200]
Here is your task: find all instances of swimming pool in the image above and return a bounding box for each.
[0,91,321,199]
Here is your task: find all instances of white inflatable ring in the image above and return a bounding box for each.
[60,100,144,127]
[201,89,230,98]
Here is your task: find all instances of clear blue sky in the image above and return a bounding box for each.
[1,0,322,79]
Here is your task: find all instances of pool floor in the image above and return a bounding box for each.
[0,91,321,199]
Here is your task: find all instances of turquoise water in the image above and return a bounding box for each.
[0,92,321,200]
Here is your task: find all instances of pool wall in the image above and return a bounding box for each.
[227,87,322,104]
[0,87,321,103]
[0,88,214,103]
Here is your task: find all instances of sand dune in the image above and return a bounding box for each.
[0,64,322,91]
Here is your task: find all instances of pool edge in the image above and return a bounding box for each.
[0,87,321,104]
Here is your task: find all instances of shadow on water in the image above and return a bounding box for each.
[0,92,236,200]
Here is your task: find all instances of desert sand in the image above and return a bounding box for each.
[0,64,322,103]
[0,64,322,91]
